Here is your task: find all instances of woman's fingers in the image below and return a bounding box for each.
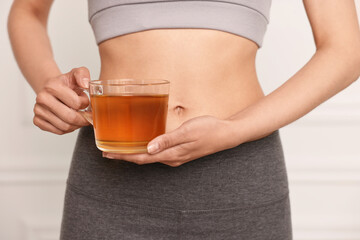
[42,75,89,110]
[103,142,194,166]
[33,116,65,135]
[159,161,184,167]
[35,91,89,127]
[147,124,195,154]
[66,67,91,89]
[32,67,92,135]
[33,103,79,132]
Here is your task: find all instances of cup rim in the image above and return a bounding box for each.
[89,78,170,86]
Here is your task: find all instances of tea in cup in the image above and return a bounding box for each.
[80,79,170,154]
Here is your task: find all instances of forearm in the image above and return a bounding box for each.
[8,1,61,94]
[227,46,360,144]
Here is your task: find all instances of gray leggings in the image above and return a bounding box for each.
[60,126,292,239]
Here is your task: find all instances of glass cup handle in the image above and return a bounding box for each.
[77,87,93,125]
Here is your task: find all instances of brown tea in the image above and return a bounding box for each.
[90,94,168,153]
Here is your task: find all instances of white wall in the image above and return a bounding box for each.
[0,0,359,239]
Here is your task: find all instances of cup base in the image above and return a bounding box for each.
[96,139,148,154]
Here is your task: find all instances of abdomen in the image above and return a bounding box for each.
[97,28,265,132]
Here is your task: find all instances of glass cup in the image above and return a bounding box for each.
[79,79,170,154]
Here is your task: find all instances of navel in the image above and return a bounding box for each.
[173,105,185,115]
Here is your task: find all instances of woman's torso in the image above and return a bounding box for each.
[64,27,291,235]
[97,28,265,132]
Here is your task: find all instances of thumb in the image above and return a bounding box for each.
[147,127,189,154]
[67,67,91,89]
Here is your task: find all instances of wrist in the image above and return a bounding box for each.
[225,112,279,145]
[224,104,269,145]
[31,61,61,94]
[218,115,251,149]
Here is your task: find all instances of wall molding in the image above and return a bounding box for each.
[288,168,360,184]
[293,215,360,240]
[294,101,360,125]
[1,157,360,185]
[286,155,360,184]
[21,216,60,240]
[295,229,360,240]
[0,163,68,185]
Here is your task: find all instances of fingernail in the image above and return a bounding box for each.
[82,78,90,88]
[147,142,160,154]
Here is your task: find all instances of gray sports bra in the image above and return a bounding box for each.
[88,0,272,47]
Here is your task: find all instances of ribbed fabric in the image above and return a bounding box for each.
[88,0,272,47]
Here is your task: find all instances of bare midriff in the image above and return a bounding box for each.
[98,29,265,133]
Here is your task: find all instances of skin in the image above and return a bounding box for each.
[8,0,360,167]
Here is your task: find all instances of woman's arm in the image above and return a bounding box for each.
[227,0,360,143]
[103,0,360,166]
[8,0,91,134]
[8,0,61,93]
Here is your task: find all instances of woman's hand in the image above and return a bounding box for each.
[33,67,91,135]
[102,115,239,167]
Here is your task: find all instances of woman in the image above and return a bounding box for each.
[8,0,360,239]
